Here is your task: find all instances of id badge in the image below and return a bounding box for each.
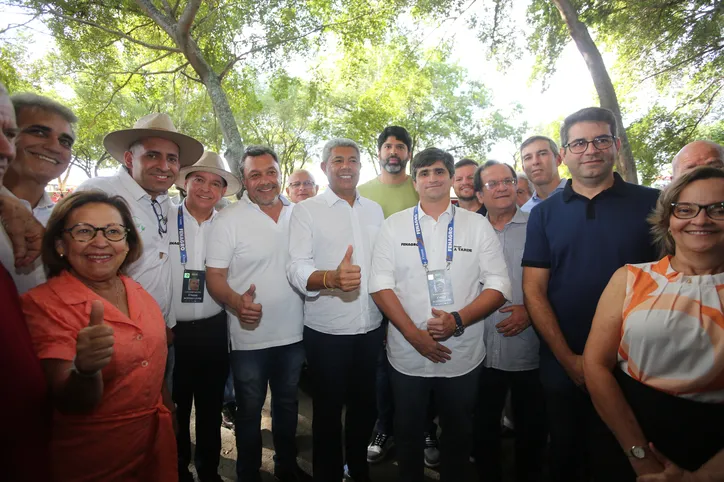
[182,269,205,303]
[426,269,454,307]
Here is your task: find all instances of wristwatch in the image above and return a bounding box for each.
[451,311,464,337]
[625,446,648,459]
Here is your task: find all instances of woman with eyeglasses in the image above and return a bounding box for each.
[584,166,724,481]
[21,190,177,482]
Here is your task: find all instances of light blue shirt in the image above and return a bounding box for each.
[520,178,568,213]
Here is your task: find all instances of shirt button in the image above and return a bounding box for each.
[137,334,143,340]
[141,360,149,367]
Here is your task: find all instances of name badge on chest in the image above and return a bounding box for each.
[182,270,205,303]
[427,269,454,307]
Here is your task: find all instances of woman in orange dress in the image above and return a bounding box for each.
[22,191,177,482]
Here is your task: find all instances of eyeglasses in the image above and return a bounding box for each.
[288,180,315,189]
[483,178,517,190]
[671,202,724,220]
[64,223,129,242]
[151,199,168,237]
[564,135,616,154]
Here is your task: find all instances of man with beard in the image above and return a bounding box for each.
[288,138,384,482]
[207,146,310,482]
[453,158,484,214]
[519,136,567,213]
[286,169,319,203]
[0,93,76,293]
[358,126,419,218]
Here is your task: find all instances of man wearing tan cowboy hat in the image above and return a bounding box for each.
[206,145,311,482]
[77,113,203,333]
[167,151,240,482]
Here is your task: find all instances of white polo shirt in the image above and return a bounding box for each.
[0,186,48,294]
[369,202,512,378]
[77,167,175,328]
[287,188,384,335]
[169,200,223,322]
[206,193,303,351]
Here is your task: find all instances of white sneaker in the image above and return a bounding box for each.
[367,432,394,463]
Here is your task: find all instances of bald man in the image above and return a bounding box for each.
[286,169,318,203]
[672,140,724,179]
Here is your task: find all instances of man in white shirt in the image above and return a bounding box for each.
[287,138,384,482]
[369,147,511,482]
[169,151,240,482]
[0,93,77,293]
[472,161,547,482]
[207,146,310,482]
[519,136,567,213]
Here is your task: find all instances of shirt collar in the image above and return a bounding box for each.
[181,198,216,224]
[417,201,454,221]
[36,191,54,209]
[562,172,625,202]
[240,191,290,209]
[117,166,169,202]
[531,178,568,203]
[321,187,361,207]
[486,206,527,226]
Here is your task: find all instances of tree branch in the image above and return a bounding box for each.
[133,0,175,36]
[0,12,40,35]
[177,0,202,42]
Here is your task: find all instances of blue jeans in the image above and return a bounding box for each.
[230,342,305,480]
[223,369,235,405]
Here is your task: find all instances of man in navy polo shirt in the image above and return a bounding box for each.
[522,107,659,482]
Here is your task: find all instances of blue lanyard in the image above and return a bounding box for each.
[178,205,187,265]
[413,205,455,272]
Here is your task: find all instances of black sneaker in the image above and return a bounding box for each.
[221,403,236,430]
[367,432,394,464]
[423,432,440,468]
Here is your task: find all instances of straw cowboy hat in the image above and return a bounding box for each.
[103,113,204,167]
[175,151,242,196]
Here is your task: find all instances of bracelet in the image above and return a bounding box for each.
[70,360,100,379]
[323,270,330,289]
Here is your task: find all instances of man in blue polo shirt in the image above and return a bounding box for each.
[522,107,659,482]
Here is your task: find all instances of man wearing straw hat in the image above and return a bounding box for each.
[77,113,203,332]
[169,151,240,482]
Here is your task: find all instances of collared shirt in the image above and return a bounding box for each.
[0,186,47,294]
[520,178,567,213]
[369,202,512,378]
[522,173,659,388]
[76,167,175,328]
[207,193,304,350]
[169,200,223,322]
[483,208,539,371]
[288,188,384,335]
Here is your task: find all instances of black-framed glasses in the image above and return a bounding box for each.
[483,178,517,190]
[64,223,129,242]
[671,202,724,220]
[151,199,168,237]
[564,135,616,154]
[288,180,316,189]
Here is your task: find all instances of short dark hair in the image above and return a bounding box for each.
[411,147,454,180]
[184,171,227,187]
[560,107,617,147]
[454,158,479,170]
[473,160,517,193]
[377,126,412,152]
[520,135,559,157]
[240,145,279,180]
[43,191,142,278]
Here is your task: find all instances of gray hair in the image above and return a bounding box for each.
[517,172,534,194]
[11,92,78,125]
[322,138,360,164]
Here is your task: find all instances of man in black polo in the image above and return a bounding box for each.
[521,107,659,482]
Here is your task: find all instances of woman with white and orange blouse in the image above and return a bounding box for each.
[584,166,724,481]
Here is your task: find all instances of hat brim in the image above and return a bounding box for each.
[103,128,204,167]
[175,165,242,196]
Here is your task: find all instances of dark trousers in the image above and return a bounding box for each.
[172,311,229,480]
[390,365,481,482]
[304,325,383,482]
[474,367,547,482]
[230,341,305,481]
[542,366,634,482]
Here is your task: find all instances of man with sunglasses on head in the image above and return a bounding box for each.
[286,169,319,203]
[77,114,204,342]
[521,107,660,482]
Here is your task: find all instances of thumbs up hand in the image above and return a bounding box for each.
[329,245,361,292]
[235,284,263,325]
[75,300,115,375]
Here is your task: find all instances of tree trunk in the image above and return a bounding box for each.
[550,0,639,184]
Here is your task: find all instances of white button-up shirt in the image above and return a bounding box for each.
[169,200,223,322]
[77,167,175,328]
[369,202,511,378]
[207,193,304,350]
[287,188,384,335]
[483,208,539,371]
[0,186,48,293]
